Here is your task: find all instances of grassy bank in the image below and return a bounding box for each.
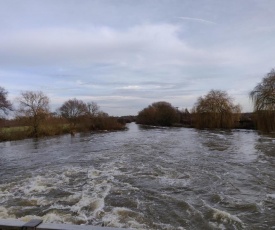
[0,117,126,142]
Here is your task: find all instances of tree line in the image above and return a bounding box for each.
[1,69,275,141]
[137,69,275,133]
[0,90,124,141]
[136,90,242,129]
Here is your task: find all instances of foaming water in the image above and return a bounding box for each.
[1,123,275,229]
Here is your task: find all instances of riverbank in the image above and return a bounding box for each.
[137,113,256,130]
[0,117,126,142]
[1,114,256,142]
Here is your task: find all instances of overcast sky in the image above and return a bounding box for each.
[1,0,275,115]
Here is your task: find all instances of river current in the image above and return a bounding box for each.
[0,123,275,229]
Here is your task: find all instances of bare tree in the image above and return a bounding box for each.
[59,98,88,128]
[0,86,12,117]
[193,90,241,129]
[17,91,50,137]
[250,69,275,132]
[86,101,100,117]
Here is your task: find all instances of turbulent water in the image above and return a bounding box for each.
[0,123,275,230]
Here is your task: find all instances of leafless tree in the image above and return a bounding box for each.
[59,98,88,128]
[250,69,275,132]
[86,101,100,117]
[193,90,241,129]
[0,86,12,117]
[17,91,50,137]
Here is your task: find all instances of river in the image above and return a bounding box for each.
[0,123,275,229]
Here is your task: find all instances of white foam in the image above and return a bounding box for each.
[203,200,244,228]
[1,165,119,223]
[87,169,101,178]
[153,222,185,230]
[213,134,227,140]
[46,204,69,211]
[20,212,72,224]
[22,175,55,195]
[102,207,146,229]
[158,176,189,187]
[213,208,241,222]
[266,194,275,199]
[212,207,243,227]
[209,221,226,230]
[58,193,82,204]
[0,165,149,228]
[0,207,15,219]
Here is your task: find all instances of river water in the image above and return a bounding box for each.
[0,123,275,229]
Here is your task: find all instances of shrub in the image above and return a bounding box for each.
[137,101,180,126]
[192,90,241,129]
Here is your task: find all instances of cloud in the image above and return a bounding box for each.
[120,85,142,90]
[178,17,216,25]
[1,14,271,115]
[0,23,248,71]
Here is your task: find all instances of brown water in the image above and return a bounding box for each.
[0,123,275,229]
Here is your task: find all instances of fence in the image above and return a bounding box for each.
[0,219,126,230]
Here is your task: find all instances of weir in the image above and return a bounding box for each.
[0,219,126,230]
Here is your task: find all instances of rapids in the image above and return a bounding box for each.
[0,123,275,229]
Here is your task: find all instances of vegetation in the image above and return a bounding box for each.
[16,91,50,137]
[59,99,124,134]
[3,68,275,141]
[0,89,125,142]
[59,98,88,129]
[0,86,12,117]
[0,115,71,141]
[192,90,241,129]
[89,112,125,131]
[0,111,124,141]
[137,101,180,126]
[250,69,275,132]
[0,126,31,141]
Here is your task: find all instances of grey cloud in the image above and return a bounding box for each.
[0,23,251,70]
[1,0,275,115]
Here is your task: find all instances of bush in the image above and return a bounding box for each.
[192,90,241,129]
[137,101,180,127]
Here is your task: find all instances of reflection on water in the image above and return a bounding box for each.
[0,123,275,229]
